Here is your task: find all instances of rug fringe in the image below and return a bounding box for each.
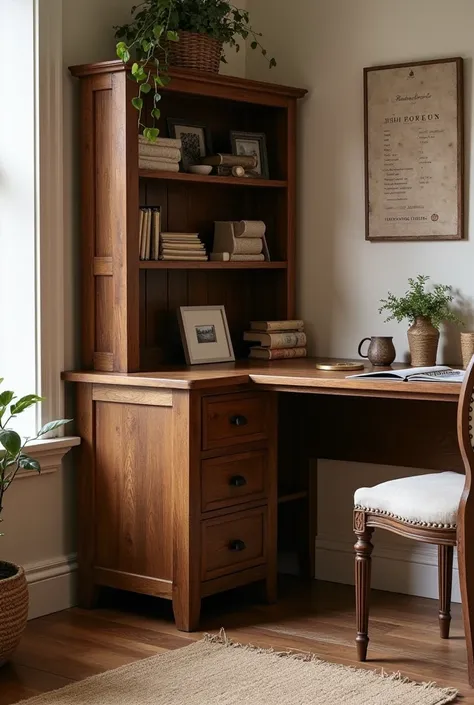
[203,629,459,703]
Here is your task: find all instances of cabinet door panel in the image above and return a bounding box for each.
[95,401,173,581]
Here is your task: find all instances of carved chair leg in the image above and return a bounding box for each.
[354,513,374,662]
[438,544,453,639]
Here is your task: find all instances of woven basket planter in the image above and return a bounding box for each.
[407,316,440,367]
[0,562,28,667]
[168,31,222,73]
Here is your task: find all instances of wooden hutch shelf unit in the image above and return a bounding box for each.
[70,60,306,373]
[68,60,306,631]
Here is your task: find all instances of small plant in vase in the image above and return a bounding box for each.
[379,275,463,367]
[0,384,70,666]
[115,0,276,140]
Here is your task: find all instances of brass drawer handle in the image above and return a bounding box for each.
[229,539,246,552]
[229,414,248,427]
[229,475,247,488]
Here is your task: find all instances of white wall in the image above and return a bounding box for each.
[246,0,474,600]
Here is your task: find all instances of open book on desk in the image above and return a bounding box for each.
[347,365,465,383]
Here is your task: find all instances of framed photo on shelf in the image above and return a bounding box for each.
[167,119,213,171]
[230,131,269,178]
[178,305,235,365]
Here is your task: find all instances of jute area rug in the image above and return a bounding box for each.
[18,632,458,705]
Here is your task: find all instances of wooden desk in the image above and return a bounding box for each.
[64,359,471,678]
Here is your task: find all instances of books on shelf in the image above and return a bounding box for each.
[212,220,269,262]
[210,253,265,262]
[139,207,161,261]
[159,232,208,261]
[250,320,304,332]
[245,319,307,361]
[347,365,465,383]
[138,135,182,171]
[139,159,180,172]
[244,330,307,348]
[249,347,308,360]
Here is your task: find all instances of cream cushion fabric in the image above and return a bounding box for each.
[354,471,465,527]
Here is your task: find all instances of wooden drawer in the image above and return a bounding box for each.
[202,392,269,450]
[201,450,269,513]
[201,507,267,581]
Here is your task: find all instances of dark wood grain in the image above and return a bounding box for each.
[439,545,454,639]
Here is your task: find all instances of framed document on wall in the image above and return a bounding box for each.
[364,57,464,241]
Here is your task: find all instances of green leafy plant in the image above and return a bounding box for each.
[379,275,463,329]
[0,381,71,535]
[115,0,276,140]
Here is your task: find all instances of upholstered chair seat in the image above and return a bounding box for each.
[354,471,465,528]
[353,469,466,662]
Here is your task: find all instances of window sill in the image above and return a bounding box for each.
[17,436,81,479]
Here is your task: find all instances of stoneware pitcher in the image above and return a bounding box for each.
[358,336,396,367]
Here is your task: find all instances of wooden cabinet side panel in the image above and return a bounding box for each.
[94,401,173,580]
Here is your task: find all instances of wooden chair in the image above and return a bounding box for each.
[353,358,474,663]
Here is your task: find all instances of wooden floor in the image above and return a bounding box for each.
[0,578,471,703]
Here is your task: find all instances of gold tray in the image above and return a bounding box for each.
[315,361,364,372]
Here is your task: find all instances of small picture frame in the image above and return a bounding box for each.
[167,119,213,171]
[178,305,235,365]
[230,131,269,178]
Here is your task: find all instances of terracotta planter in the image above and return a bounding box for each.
[167,31,222,73]
[407,316,440,367]
[0,562,29,667]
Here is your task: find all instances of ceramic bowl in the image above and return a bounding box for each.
[188,165,213,175]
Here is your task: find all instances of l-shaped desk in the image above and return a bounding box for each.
[64,358,474,683]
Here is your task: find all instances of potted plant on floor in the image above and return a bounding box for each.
[379,275,462,367]
[115,0,276,139]
[0,383,70,666]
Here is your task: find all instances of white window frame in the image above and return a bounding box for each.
[0,0,78,459]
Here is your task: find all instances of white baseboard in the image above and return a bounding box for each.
[24,554,77,619]
[315,536,461,603]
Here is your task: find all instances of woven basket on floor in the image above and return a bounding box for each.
[0,562,29,666]
[168,31,222,73]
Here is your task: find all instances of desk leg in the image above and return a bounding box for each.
[458,505,474,686]
[298,458,317,579]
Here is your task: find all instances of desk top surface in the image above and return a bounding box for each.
[63,359,462,402]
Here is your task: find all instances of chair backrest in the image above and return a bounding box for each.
[457,355,474,513]
[459,356,474,467]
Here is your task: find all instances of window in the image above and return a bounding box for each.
[0,0,64,438]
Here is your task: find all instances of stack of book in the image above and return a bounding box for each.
[139,207,161,260]
[210,220,268,262]
[159,232,208,261]
[139,136,181,172]
[244,320,307,360]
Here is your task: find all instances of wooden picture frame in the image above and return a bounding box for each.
[230,131,269,179]
[364,57,464,241]
[167,119,213,171]
[178,305,235,365]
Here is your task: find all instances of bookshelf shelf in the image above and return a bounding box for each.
[139,260,288,270]
[139,169,288,188]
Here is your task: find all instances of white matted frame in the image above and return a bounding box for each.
[178,306,235,365]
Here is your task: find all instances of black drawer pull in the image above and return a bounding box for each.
[229,414,248,427]
[229,539,246,552]
[229,474,247,488]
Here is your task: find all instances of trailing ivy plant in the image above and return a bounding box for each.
[115,0,276,140]
[379,275,463,329]
[0,382,71,535]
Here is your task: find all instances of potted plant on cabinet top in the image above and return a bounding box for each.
[379,275,463,367]
[115,0,276,140]
[0,384,70,666]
